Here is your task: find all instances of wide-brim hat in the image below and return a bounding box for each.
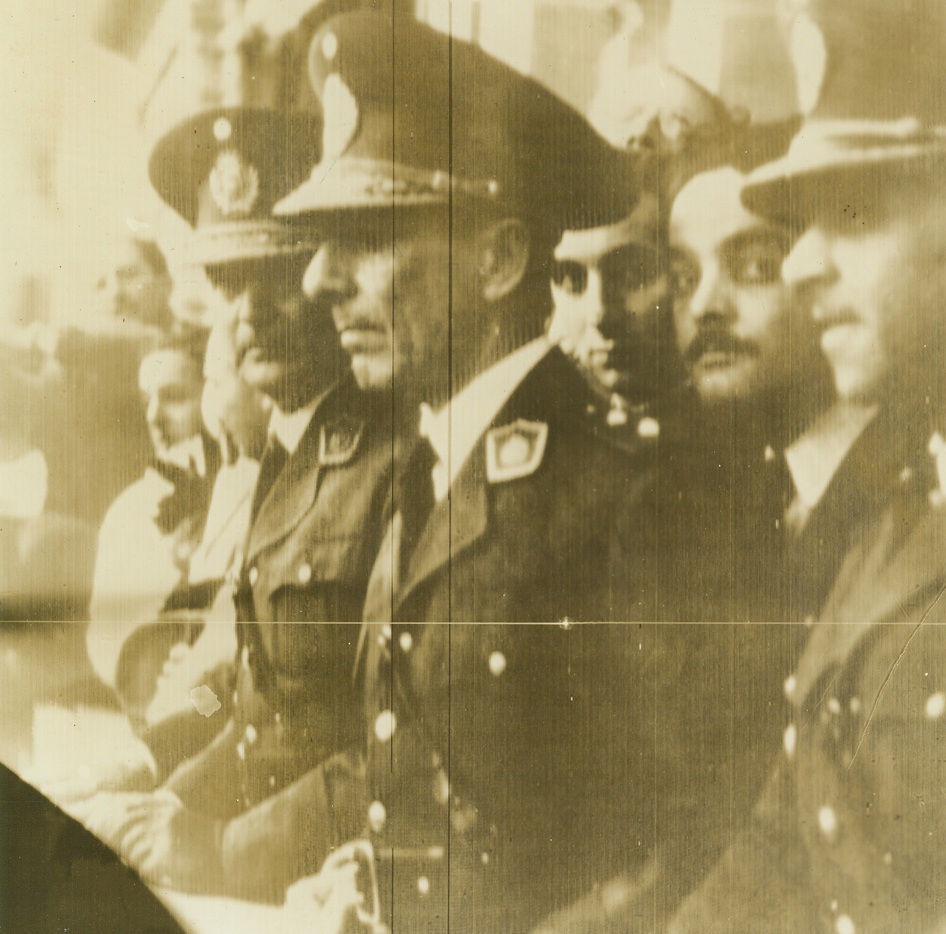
[273,12,638,234]
[149,107,323,266]
[743,0,946,219]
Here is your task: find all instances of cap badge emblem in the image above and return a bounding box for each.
[209,150,260,217]
[790,12,827,116]
[322,73,360,161]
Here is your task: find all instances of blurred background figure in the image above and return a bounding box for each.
[26,229,174,526]
[87,326,217,685]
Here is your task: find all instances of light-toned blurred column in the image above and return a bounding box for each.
[667,0,797,121]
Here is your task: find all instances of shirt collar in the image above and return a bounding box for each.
[158,434,208,477]
[269,398,319,456]
[784,400,879,511]
[419,337,552,501]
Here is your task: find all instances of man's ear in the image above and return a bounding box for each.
[476,219,530,302]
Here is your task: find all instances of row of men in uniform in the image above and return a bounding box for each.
[48,2,946,932]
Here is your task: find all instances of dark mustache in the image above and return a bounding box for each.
[685,329,759,366]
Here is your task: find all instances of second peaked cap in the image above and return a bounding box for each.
[274,12,637,232]
[149,107,322,266]
[743,0,946,219]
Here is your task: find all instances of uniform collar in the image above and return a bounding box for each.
[419,336,552,501]
[269,397,319,456]
[784,400,879,512]
[158,433,209,477]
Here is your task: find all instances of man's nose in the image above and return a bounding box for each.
[302,242,356,302]
[782,225,835,290]
[686,261,733,324]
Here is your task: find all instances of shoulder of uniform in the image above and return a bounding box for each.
[485,418,549,483]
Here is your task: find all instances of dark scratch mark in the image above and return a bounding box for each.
[848,622,924,769]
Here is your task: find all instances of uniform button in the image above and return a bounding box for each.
[417,876,431,896]
[232,690,239,705]
[297,562,312,585]
[637,416,660,438]
[244,724,258,745]
[883,852,893,865]
[374,710,397,742]
[382,624,392,640]
[480,851,490,865]
[274,712,282,724]
[827,697,841,715]
[783,724,797,758]
[836,914,856,934]
[433,769,450,805]
[368,800,387,833]
[818,805,838,840]
[783,675,797,699]
[236,740,246,761]
[269,775,276,788]
[241,646,251,667]
[925,691,946,718]
[488,651,507,677]
[248,566,259,587]
[849,696,862,714]
[399,631,414,652]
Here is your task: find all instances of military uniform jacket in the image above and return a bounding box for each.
[166,378,403,902]
[354,350,741,931]
[379,347,661,623]
[668,455,946,934]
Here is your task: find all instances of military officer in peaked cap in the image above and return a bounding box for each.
[666,2,946,931]
[272,12,736,932]
[74,107,396,901]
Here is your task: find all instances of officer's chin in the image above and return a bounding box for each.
[347,353,393,394]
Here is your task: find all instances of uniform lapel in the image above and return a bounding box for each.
[244,414,324,562]
[390,350,580,617]
[394,452,490,614]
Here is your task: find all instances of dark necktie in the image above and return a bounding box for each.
[396,435,439,571]
[250,434,288,522]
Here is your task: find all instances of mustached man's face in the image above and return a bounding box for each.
[670,168,816,405]
[781,173,946,405]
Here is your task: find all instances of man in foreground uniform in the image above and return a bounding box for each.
[71,106,394,901]
[668,2,946,931]
[275,12,774,932]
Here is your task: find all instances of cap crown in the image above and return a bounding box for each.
[274,12,637,232]
[149,107,323,265]
[789,0,946,126]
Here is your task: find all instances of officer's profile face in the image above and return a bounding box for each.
[549,192,668,399]
[138,349,204,458]
[302,207,464,401]
[93,236,171,328]
[670,168,807,404]
[781,172,946,404]
[206,253,337,413]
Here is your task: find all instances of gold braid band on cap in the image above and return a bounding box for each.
[189,221,319,265]
[274,157,501,215]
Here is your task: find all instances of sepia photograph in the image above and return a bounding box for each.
[1,0,945,931]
